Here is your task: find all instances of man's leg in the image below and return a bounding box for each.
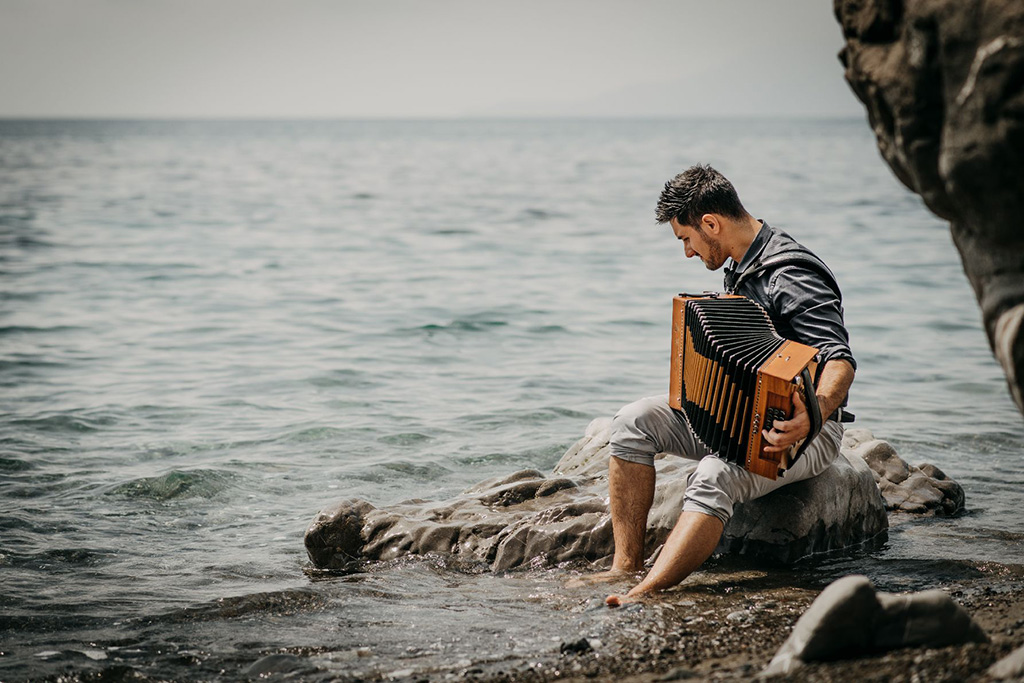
[608,420,845,603]
[606,510,722,605]
[589,396,709,582]
[608,456,655,572]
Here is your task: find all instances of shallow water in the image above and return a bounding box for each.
[1,119,1022,681]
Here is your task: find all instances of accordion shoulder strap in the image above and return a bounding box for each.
[727,250,836,465]
[728,251,842,299]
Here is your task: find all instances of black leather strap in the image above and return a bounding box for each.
[791,367,822,465]
[828,407,856,423]
[728,251,842,299]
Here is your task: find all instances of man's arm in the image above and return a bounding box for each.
[762,359,855,453]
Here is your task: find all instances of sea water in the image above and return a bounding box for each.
[1,119,1022,680]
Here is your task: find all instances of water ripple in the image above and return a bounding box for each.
[106,469,240,501]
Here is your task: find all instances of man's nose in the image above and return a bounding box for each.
[684,245,696,258]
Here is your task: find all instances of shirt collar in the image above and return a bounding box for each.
[723,220,771,291]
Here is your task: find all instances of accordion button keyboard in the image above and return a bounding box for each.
[765,407,787,431]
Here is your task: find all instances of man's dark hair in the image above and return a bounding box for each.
[655,164,748,227]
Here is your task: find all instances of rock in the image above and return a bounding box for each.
[874,589,989,650]
[559,638,593,655]
[303,498,376,569]
[306,420,961,571]
[843,428,965,515]
[989,643,1024,679]
[762,575,989,676]
[763,575,880,675]
[720,440,888,563]
[834,0,1024,415]
[305,464,612,572]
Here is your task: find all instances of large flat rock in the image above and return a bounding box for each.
[303,418,963,572]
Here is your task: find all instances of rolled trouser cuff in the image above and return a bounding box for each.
[681,498,731,526]
[607,395,705,470]
[609,451,655,468]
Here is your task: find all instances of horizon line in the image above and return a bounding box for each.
[0,113,867,123]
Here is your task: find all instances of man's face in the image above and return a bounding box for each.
[670,217,726,271]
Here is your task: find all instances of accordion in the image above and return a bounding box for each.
[669,293,821,480]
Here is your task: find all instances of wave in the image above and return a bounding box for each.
[377,432,433,446]
[413,318,509,334]
[158,588,331,623]
[7,412,117,433]
[512,207,569,222]
[0,455,34,472]
[306,368,379,389]
[0,357,68,372]
[455,406,590,428]
[276,426,356,444]
[3,546,117,570]
[526,324,569,334]
[0,325,84,335]
[106,469,239,501]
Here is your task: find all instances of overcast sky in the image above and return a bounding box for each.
[0,0,863,118]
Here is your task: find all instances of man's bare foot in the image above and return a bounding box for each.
[564,568,638,589]
[605,583,653,606]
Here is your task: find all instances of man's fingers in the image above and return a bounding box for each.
[762,428,796,453]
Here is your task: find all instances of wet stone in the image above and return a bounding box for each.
[559,638,593,655]
[844,428,965,515]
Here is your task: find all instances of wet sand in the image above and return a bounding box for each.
[466,560,1024,683]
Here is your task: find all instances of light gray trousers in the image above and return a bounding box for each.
[609,395,844,525]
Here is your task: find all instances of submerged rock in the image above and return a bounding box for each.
[835,0,1024,415]
[304,419,966,571]
[763,575,989,676]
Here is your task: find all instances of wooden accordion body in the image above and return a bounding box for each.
[669,293,818,480]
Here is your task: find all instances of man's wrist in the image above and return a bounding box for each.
[815,393,841,421]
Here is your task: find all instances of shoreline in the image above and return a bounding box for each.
[455,559,1024,682]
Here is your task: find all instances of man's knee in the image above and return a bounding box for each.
[611,396,667,435]
[609,396,673,466]
[682,457,738,525]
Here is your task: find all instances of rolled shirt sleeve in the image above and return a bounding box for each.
[768,265,857,371]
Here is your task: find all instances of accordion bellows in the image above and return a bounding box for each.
[669,294,819,480]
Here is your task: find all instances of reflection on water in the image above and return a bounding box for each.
[1,119,1022,681]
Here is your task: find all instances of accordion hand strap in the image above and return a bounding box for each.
[792,367,823,464]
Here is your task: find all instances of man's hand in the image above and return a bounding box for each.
[760,358,855,455]
[761,391,810,454]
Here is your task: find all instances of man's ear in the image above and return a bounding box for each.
[700,213,721,235]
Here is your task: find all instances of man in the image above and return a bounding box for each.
[602,164,856,606]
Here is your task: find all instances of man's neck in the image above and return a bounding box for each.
[724,216,764,263]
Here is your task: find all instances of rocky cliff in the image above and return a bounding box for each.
[834,0,1024,414]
